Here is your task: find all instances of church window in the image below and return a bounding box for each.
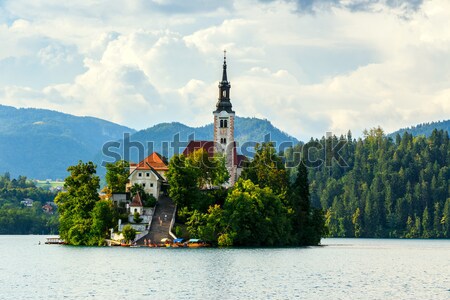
[146,172,150,177]
[150,183,154,187]
[142,183,146,187]
[221,138,226,144]
[138,172,142,177]
[220,119,228,128]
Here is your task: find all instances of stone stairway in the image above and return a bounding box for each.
[136,195,175,245]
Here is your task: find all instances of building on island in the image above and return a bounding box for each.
[127,152,168,200]
[184,51,247,186]
[129,192,144,215]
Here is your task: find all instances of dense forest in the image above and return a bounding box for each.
[285,128,450,238]
[391,120,450,138]
[0,173,58,234]
[167,145,325,246]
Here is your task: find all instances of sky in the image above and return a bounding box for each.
[0,0,449,141]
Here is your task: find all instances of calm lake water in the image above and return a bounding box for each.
[1,236,449,299]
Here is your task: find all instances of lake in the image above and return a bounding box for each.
[1,236,449,299]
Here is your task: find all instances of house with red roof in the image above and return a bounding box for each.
[127,152,168,200]
[129,192,144,215]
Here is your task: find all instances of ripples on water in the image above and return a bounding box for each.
[1,236,449,299]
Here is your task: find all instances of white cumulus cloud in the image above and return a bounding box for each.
[0,0,449,141]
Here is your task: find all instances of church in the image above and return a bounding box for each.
[127,52,246,194]
[183,52,246,186]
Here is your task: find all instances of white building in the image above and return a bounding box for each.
[127,152,168,199]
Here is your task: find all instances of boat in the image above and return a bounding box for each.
[173,238,187,247]
[45,237,65,245]
[186,239,210,248]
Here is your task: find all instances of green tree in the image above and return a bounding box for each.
[90,199,116,245]
[54,161,101,245]
[105,160,129,193]
[352,207,362,238]
[133,211,143,223]
[186,204,225,243]
[442,198,450,238]
[122,224,136,244]
[241,142,288,196]
[422,207,431,238]
[289,160,325,245]
[187,149,229,188]
[222,179,290,246]
[166,154,201,209]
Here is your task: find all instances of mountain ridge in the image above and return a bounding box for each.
[1,104,447,179]
[388,119,450,137]
[0,105,299,179]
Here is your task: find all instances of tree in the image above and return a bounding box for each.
[241,142,288,196]
[289,160,325,245]
[54,161,101,245]
[223,179,290,246]
[442,198,450,238]
[133,211,143,223]
[186,149,229,188]
[166,154,201,209]
[186,204,225,243]
[105,160,129,193]
[122,224,136,244]
[90,199,116,245]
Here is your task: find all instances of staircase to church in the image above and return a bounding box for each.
[136,195,175,245]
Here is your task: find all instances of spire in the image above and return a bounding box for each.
[222,50,228,83]
[215,50,234,113]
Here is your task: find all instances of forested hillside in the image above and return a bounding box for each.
[390,119,449,137]
[0,105,297,179]
[0,105,135,179]
[0,173,58,234]
[99,117,298,165]
[286,128,450,238]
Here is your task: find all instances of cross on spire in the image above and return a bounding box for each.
[221,49,228,83]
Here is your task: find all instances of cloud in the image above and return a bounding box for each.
[257,0,423,14]
[0,0,449,142]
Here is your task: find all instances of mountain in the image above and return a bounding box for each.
[99,117,299,167]
[389,120,450,137]
[0,105,135,179]
[0,105,299,179]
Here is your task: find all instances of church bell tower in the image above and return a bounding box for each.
[213,51,236,185]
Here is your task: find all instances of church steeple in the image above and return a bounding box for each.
[213,50,236,185]
[215,50,234,113]
[221,50,228,83]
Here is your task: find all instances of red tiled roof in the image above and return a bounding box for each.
[183,141,215,157]
[130,193,143,207]
[42,204,53,211]
[183,140,246,167]
[135,152,168,171]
